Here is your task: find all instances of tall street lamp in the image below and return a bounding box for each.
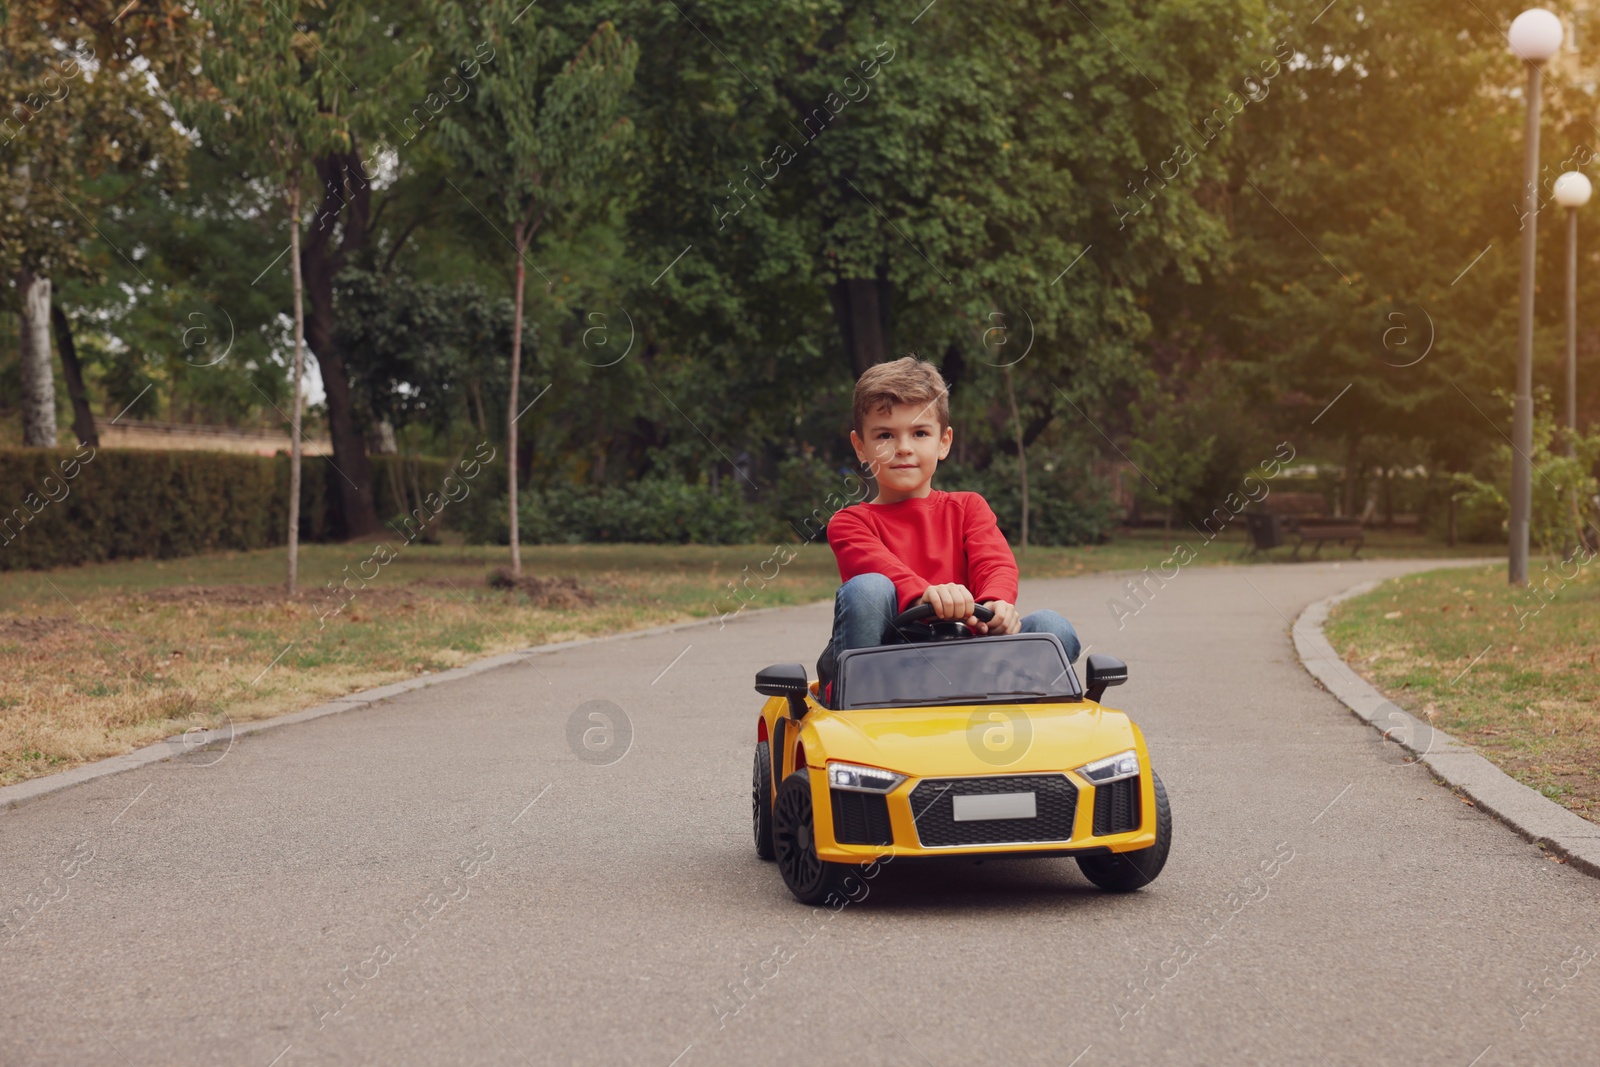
[1553,170,1592,457]
[1507,8,1564,586]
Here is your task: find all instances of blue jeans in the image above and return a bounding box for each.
[830,573,1082,663]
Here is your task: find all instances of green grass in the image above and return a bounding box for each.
[1326,558,1600,822]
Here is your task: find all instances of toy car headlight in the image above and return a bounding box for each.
[827,761,906,793]
[1076,749,1140,784]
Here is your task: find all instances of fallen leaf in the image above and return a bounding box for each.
[1384,610,1404,619]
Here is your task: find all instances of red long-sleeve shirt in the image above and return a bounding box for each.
[826,490,1020,613]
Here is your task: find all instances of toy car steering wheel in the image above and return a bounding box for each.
[887,601,996,643]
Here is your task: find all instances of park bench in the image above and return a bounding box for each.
[1244,506,1364,561]
[1287,518,1364,560]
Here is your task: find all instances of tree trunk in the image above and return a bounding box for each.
[827,274,892,377]
[508,236,526,579]
[1342,434,1359,518]
[301,320,379,540]
[468,378,488,437]
[17,270,56,447]
[287,183,306,596]
[301,147,380,540]
[51,303,98,447]
[1003,363,1028,553]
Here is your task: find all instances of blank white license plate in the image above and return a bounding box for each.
[952,791,1037,822]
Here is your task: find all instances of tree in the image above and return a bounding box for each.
[1,0,196,445]
[434,0,637,577]
[621,0,1273,485]
[1127,387,1216,546]
[52,142,309,433]
[1185,0,1530,508]
[192,0,357,593]
[189,0,438,542]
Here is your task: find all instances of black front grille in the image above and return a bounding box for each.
[1092,776,1141,836]
[908,775,1078,847]
[831,790,894,845]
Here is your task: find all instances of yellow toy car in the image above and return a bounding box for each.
[752,603,1171,904]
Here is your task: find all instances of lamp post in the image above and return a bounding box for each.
[1553,171,1592,457]
[1507,8,1564,586]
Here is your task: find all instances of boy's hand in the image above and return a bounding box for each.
[919,583,976,622]
[974,599,1020,636]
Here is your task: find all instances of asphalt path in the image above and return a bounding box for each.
[3,559,1599,1067]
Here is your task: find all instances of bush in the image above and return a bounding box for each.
[1451,409,1600,552]
[0,448,461,571]
[771,454,870,544]
[455,457,1114,549]
[369,455,458,543]
[935,453,1119,546]
[463,476,770,545]
[1,447,292,570]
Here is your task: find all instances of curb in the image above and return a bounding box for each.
[1294,576,1600,880]
[0,601,800,815]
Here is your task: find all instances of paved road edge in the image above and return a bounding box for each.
[0,603,795,815]
[1295,577,1600,879]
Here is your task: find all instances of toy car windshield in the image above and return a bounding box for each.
[834,633,1082,710]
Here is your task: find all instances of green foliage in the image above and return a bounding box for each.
[1195,0,1530,466]
[52,145,303,429]
[11,0,1590,560]
[1,448,286,570]
[188,0,368,190]
[334,268,520,436]
[433,3,638,240]
[465,477,768,545]
[0,1,197,283]
[1451,402,1600,554]
[936,454,1119,546]
[0,449,455,570]
[617,0,1279,492]
[1127,388,1216,529]
[770,453,868,543]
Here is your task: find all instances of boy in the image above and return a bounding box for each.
[823,356,1081,694]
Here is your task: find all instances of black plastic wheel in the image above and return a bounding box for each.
[1077,771,1172,892]
[772,771,857,905]
[753,740,775,861]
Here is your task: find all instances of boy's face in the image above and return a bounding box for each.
[850,401,952,500]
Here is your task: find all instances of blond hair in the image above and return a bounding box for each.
[852,355,949,434]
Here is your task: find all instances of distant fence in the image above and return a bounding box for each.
[0,448,450,571]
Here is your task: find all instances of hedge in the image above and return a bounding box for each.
[0,447,452,571]
[2,444,1119,570]
[456,455,1120,548]
[463,476,772,546]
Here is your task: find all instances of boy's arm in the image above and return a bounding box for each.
[961,494,1020,605]
[827,507,929,614]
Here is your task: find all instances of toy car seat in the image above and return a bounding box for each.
[816,641,839,708]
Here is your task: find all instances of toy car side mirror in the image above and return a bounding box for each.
[755,663,809,696]
[756,662,810,719]
[1084,654,1128,704]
